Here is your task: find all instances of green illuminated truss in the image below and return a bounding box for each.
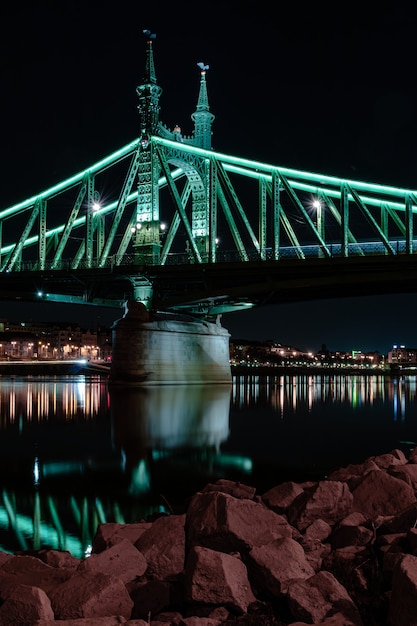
[1,35,417,311]
[2,136,417,271]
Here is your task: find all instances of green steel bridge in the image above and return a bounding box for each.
[2,34,417,320]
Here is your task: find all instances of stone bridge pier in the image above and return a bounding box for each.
[109,300,232,385]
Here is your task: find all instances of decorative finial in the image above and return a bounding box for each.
[143,29,156,42]
[197,62,209,73]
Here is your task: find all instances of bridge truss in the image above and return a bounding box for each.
[2,136,417,272]
[1,133,417,316]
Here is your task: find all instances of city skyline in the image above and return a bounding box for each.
[0,303,406,357]
[1,2,417,353]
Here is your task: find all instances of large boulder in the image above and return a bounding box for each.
[0,554,73,596]
[185,490,292,554]
[49,571,133,620]
[288,481,353,531]
[78,538,147,583]
[246,536,315,598]
[134,513,186,580]
[0,583,54,626]
[185,545,256,614]
[287,570,363,625]
[92,522,152,553]
[388,553,417,626]
[352,470,416,519]
[262,481,304,514]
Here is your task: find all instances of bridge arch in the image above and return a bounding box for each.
[160,146,212,262]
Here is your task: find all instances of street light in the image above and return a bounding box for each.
[313,199,324,257]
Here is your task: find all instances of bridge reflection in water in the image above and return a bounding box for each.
[0,373,416,557]
[0,378,240,558]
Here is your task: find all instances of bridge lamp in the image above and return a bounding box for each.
[313,199,324,246]
[92,202,101,211]
[313,199,322,219]
[159,223,168,245]
[131,223,143,234]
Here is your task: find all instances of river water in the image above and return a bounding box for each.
[0,371,416,558]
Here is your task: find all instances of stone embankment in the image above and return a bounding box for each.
[1,449,417,625]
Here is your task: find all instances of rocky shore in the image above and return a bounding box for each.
[1,448,417,625]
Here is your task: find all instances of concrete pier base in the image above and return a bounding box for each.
[109,301,232,385]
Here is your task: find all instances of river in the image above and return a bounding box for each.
[0,371,416,558]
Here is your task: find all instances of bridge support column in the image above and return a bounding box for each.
[109,300,232,385]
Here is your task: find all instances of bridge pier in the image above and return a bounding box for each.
[108,301,232,385]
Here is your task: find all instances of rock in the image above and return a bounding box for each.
[261,481,304,514]
[127,578,172,620]
[246,536,315,597]
[327,458,380,490]
[287,570,363,625]
[92,522,152,553]
[378,501,417,534]
[185,490,292,554]
[351,469,416,519]
[33,548,81,570]
[303,518,332,543]
[49,571,133,619]
[372,449,407,469]
[389,462,417,489]
[0,554,73,596]
[388,553,417,626]
[0,552,13,567]
[185,545,256,614]
[0,583,54,625]
[288,480,353,531]
[330,514,374,550]
[201,480,256,500]
[78,538,147,583]
[134,514,186,580]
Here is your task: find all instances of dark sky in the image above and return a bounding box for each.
[1,1,417,352]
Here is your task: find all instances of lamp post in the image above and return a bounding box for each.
[313,199,324,257]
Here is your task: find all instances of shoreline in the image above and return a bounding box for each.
[0,360,413,377]
[231,364,413,377]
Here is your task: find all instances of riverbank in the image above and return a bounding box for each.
[0,360,413,378]
[0,359,111,376]
[231,364,414,377]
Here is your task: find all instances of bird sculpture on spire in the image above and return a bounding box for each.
[143,29,156,41]
[197,62,209,72]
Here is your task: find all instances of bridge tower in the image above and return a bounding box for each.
[132,32,215,278]
[109,34,231,386]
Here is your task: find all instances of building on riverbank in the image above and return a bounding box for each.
[229,338,385,370]
[388,345,417,368]
[0,319,112,361]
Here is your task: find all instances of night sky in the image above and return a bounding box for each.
[1,1,417,353]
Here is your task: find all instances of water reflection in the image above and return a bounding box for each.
[232,373,417,422]
[0,373,416,557]
[110,384,233,495]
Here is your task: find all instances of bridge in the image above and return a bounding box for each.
[2,33,417,383]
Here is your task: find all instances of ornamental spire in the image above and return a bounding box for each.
[191,62,215,149]
[142,29,157,84]
[136,30,162,137]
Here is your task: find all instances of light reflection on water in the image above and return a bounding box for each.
[0,372,416,557]
[232,373,417,421]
